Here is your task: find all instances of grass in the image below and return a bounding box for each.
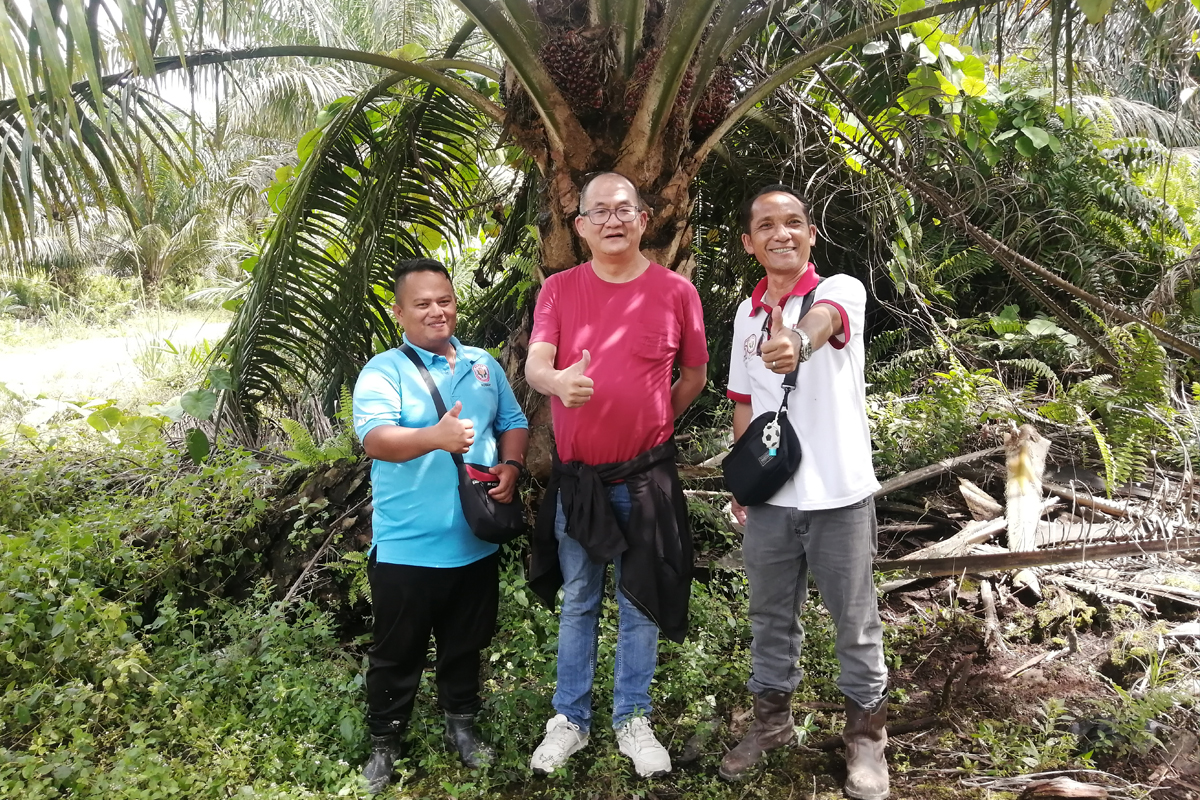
[0,438,1194,799]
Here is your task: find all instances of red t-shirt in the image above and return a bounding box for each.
[531,262,709,465]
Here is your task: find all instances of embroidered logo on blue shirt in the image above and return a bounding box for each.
[473,363,491,384]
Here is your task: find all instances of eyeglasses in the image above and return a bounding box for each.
[579,205,641,224]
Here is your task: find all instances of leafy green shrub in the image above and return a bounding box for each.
[0,274,65,317]
[868,356,1009,477]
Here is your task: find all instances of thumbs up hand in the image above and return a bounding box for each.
[556,349,595,408]
[759,306,801,374]
[770,306,785,338]
[435,400,475,453]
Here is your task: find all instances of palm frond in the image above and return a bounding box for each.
[1075,95,1200,148]
[219,79,497,428]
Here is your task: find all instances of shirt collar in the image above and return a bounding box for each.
[748,263,820,317]
[401,333,470,365]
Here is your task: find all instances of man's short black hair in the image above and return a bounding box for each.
[578,171,642,211]
[739,184,810,234]
[393,257,452,300]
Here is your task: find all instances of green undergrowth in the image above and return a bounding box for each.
[0,442,1190,798]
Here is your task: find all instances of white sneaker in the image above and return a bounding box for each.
[615,717,672,777]
[530,714,589,774]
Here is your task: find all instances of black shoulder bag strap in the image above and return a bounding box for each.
[777,281,821,411]
[399,343,465,470]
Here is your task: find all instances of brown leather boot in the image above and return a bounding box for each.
[843,696,889,800]
[718,690,795,781]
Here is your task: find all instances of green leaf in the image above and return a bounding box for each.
[1077,0,1115,23]
[208,369,234,392]
[1015,136,1036,157]
[0,18,33,127]
[1026,318,1060,337]
[898,0,926,13]
[119,416,165,444]
[863,41,890,55]
[888,260,908,295]
[221,297,245,313]
[393,43,428,61]
[156,398,186,423]
[1145,0,1166,11]
[961,76,987,97]
[181,389,218,421]
[185,428,211,464]
[111,0,159,78]
[416,225,443,251]
[974,106,999,134]
[296,129,324,164]
[939,42,964,62]
[86,406,123,432]
[1021,126,1051,149]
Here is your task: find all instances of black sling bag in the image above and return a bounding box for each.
[722,286,818,506]
[400,344,528,544]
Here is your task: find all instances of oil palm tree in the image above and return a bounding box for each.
[0,0,1192,425]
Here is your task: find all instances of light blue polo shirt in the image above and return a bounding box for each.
[352,335,528,567]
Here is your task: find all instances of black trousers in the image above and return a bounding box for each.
[366,552,499,735]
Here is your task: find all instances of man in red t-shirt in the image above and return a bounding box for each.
[525,172,709,778]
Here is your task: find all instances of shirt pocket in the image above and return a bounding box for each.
[636,326,680,361]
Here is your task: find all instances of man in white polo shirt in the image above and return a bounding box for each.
[720,185,888,800]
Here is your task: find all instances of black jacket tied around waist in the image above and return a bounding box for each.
[529,441,693,643]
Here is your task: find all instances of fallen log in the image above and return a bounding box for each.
[1104,580,1200,608]
[1043,482,1133,519]
[981,578,1010,655]
[961,477,1002,520]
[897,498,1059,562]
[874,446,1005,498]
[875,536,1200,577]
[1036,520,1114,548]
[1020,776,1109,799]
[811,716,944,750]
[1004,648,1068,680]
[1044,575,1158,613]
[878,522,941,534]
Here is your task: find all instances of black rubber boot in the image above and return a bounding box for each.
[444,713,494,768]
[362,732,405,795]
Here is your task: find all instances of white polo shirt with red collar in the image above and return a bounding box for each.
[726,265,880,510]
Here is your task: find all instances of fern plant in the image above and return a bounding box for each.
[1040,323,1172,494]
[279,386,357,465]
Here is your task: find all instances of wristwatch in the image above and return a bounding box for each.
[503,459,527,477]
[792,327,813,363]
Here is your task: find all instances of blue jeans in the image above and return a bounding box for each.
[553,483,660,732]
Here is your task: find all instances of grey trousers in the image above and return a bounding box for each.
[742,496,887,708]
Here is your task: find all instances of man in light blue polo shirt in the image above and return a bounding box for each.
[352,258,528,794]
